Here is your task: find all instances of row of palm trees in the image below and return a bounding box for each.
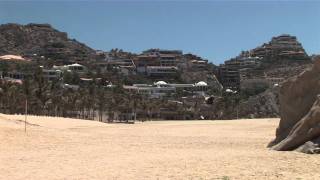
[0,72,175,122]
[0,79,133,121]
[0,62,205,121]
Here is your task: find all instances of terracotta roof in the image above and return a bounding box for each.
[0,55,28,61]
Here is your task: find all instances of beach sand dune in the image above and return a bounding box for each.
[1,114,320,180]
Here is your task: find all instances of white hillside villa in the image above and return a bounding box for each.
[53,63,88,75]
[123,81,209,98]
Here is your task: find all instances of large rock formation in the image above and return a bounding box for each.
[269,57,320,153]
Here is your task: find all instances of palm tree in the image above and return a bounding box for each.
[96,86,107,122]
[7,84,22,114]
[0,81,9,113]
[128,92,141,121]
[33,67,51,115]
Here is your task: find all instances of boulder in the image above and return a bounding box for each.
[269,57,320,153]
[295,137,320,154]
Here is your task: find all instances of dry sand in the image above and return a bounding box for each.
[1,114,320,180]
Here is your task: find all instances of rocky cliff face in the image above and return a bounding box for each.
[208,87,279,120]
[0,23,96,64]
[269,57,320,154]
[237,87,280,118]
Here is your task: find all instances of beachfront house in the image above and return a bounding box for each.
[53,63,88,75]
[123,81,209,98]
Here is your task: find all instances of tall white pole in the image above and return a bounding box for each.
[236,107,239,120]
[25,99,27,133]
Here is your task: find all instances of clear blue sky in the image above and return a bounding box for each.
[0,1,319,64]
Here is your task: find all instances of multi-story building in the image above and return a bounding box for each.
[133,54,160,74]
[4,71,26,80]
[159,54,178,66]
[123,83,176,98]
[94,58,136,76]
[146,66,178,77]
[218,56,261,90]
[134,49,182,76]
[188,59,208,70]
[42,69,62,81]
[123,81,209,98]
[142,49,183,56]
[218,65,240,91]
[106,58,135,67]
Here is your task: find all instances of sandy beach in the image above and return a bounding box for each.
[1,114,320,180]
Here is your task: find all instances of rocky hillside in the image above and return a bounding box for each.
[237,87,280,118]
[0,23,97,65]
[248,34,312,78]
[206,87,279,120]
[250,34,310,61]
[215,34,314,119]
